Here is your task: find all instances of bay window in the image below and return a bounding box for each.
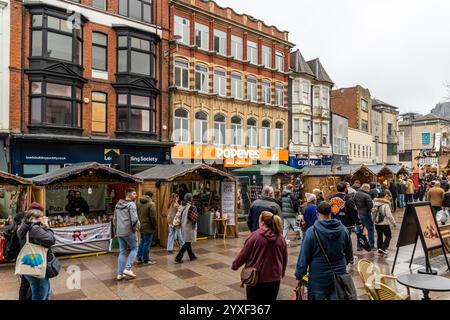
[195,112,208,145]
[292,80,300,103]
[175,60,189,89]
[195,23,209,50]
[293,118,301,144]
[119,0,152,23]
[322,123,329,145]
[214,69,226,96]
[302,119,311,144]
[321,88,329,108]
[117,94,156,133]
[174,109,189,143]
[195,65,208,93]
[29,80,82,128]
[247,118,257,148]
[313,86,320,107]
[231,73,243,99]
[117,34,156,77]
[261,120,271,148]
[231,116,242,146]
[302,81,310,105]
[213,114,225,146]
[313,122,321,145]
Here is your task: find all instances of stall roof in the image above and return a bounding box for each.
[301,165,365,177]
[136,164,236,182]
[32,162,143,186]
[0,170,32,186]
[386,165,410,175]
[232,164,302,176]
[366,165,394,175]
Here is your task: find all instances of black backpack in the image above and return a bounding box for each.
[3,223,22,261]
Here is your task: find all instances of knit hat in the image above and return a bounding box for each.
[305,193,316,203]
[29,202,44,211]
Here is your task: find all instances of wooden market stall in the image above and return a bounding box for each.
[31,162,142,254]
[368,165,395,185]
[231,164,302,190]
[301,165,356,198]
[136,164,238,248]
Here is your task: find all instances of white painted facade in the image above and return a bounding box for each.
[348,128,375,165]
[0,0,10,133]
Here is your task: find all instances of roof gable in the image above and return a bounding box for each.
[307,58,334,85]
[290,50,314,77]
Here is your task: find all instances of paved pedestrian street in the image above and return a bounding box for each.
[1,208,450,300]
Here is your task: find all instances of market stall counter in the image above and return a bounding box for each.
[31,162,143,255]
[0,171,32,263]
[136,164,238,248]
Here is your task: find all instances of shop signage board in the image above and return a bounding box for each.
[398,131,405,154]
[392,202,450,275]
[434,133,442,152]
[51,223,112,254]
[221,181,236,226]
[418,157,439,165]
[288,157,322,169]
[171,145,289,168]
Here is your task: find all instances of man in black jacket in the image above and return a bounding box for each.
[354,184,375,250]
[330,182,360,230]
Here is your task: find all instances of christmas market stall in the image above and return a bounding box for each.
[31,162,142,254]
[301,165,356,198]
[367,165,395,185]
[231,164,302,190]
[136,164,238,247]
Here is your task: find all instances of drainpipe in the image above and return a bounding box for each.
[167,4,173,151]
[20,2,25,133]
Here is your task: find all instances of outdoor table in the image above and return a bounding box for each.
[397,274,450,300]
[213,218,228,239]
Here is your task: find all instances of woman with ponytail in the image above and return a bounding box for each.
[232,211,288,301]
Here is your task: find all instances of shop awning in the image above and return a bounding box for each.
[136,164,236,182]
[0,170,32,186]
[232,164,302,176]
[366,165,394,176]
[32,162,143,186]
[386,164,410,175]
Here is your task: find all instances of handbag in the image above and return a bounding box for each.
[294,275,309,300]
[15,232,48,279]
[313,226,357,300]
[46,249,61,279]
[240,241,272,288]
[173,206,187,228]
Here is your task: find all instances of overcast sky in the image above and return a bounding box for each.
[215,0,450,114]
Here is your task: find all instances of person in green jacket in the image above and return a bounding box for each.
[136,191,157,265]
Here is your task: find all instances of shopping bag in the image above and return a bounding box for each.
[355,227,372,252]
[15,232,48,279]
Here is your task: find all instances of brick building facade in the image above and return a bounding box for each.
[7,0,172,175]
[0,0,10,171]
[167,0,294,168]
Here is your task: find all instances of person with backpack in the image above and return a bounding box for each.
[295,202,354,300]
[232,211,287,301]
[281,184,300,242]
[369,182,379,200]
[136,191,157,265]
[114,188,140,280]
[354,184,375,250]
[329,182,360,231]
[373,191,397,256]
[175,194,198,263]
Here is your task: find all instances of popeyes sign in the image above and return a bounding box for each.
[171,145,289,168]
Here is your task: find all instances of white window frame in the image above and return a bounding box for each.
[247,77,258,102]
[231,119,242,147]
[214,29,227,55]
[321,88,329,109]
[195,64,208,93]
[275,124,284,149]
[275,84,284,106]
[247,40,258,64]
[174,60,189,89]
[231,73,243,99]
[231,35,243,60]
[195,22,209,50]
[313,86,320,107]
[302,81,310,105]
[194,113,208,145]
[313,122,321,145]
[302,119,311,144]
[262,81,271,104]
[213,116,225,146]
[275,51,284,72]
[261,124,271,149]
[214,69,226,97]
[174,16,190,46]
[361,99,368,112]
[292,80,300,104]
[174,110,189,143]
[262,45,272,68]
[322,123,329,145]
[293,118,301,144]
[248,123,257,148]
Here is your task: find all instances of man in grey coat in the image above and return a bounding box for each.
[114,188,140,280]
[281,184,300,240]
[354,184,375,250]
[247,186,282,232]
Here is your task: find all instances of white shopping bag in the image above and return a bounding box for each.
[15,232,48,279]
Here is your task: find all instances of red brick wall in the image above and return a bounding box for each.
[331,87,359,130]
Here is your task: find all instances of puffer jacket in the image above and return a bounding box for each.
[113,199,140,237]
[281,190,299,219]
[354,190,374,216]
[137,196,157,234]
[247,196,282,232]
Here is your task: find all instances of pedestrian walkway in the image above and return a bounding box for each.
[1,208,449,300]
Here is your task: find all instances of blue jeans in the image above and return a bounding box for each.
[359,214,375,249]
[167,225,184,251]
[117,233,138,276]
[24,276,51,300]
[308,290,337,300]
[137,233,154,263]
[398,194,405,208]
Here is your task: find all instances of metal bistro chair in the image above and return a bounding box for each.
[357,259,410,300]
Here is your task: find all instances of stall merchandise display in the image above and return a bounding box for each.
[48,214,112,228]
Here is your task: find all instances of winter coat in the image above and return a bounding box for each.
[166,203,179,226]
[17,222,57,278]
[406,180,415,195]
[329,193,360,228]
[304,204,318,229]
[295,219,353,297]
[397,182,406,195]
[389,183,398,198]
[137,196,157,234]
[179,203,197,243]
[113,199,140,237]
[444,191,450,208]
[427,187,445,207]
[68,197,90,216]
[247,196,282,232]
[355,190,374,217]
[373,198,397,227]
[281,190,299,219]
[232,228,288,283]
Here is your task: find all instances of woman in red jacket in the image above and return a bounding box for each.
[232,211,288,301]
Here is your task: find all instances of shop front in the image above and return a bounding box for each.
[31,162,142,255]
[10,139,171,177]
[171,145,289,170]
[288,156,334,170]
[0,170,31,223]
[136,164,238,248]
